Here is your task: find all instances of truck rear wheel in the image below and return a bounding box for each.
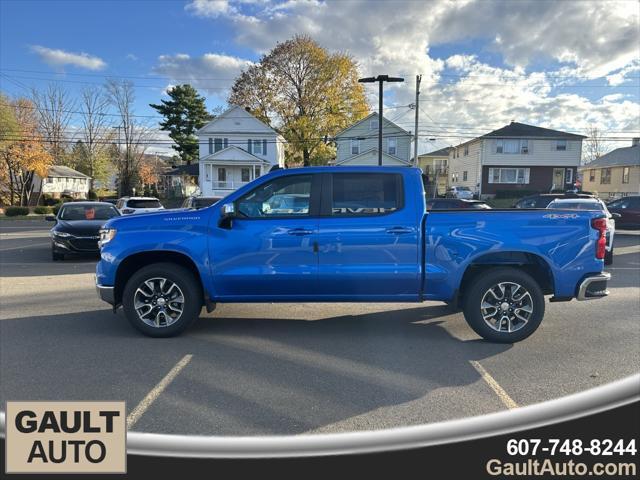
[122,262,202,337]
[463,267,545,343]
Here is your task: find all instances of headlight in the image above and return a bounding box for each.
[53,231,73,238]
[99,228,117,247]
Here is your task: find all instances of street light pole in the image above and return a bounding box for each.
[359,75,405,166]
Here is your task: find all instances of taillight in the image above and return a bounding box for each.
[591,217,607,260]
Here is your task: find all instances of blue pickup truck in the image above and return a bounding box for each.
[96,166,611,343]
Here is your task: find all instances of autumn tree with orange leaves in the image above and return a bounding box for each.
[0,96,53,206]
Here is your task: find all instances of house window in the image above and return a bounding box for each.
[622,167,630,184]
[208,138,213,154]
[496,139,522,154]
[218,168,227,183]
[387,138,397,155]
[351,139,360,155]
[565,168,573,184]
[600,168,611,184]
[241,168,251,183]
[488,167,530,184]
[463,171,468,181]
[556,140,567,151]
[520,140,529,154]
[370,119,378,130]
[252,139,263,155]
[464,145,469,156]
[589,169,596,182]
[214,138,223,152]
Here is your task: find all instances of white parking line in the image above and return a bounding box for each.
[126,354,193,429]
[469,360,518,410]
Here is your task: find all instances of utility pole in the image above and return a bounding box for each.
[413,74,422,166]
[358,75,405,166]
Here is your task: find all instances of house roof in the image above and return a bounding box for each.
[196,105,277,136]
[482,121,587,139]
[420,147,453,157]
[580,144,640,169]
[334,112,412,139]
[165,163,199,176]
[47,165,90,179]
[335,147,412,166]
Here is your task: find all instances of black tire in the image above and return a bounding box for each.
[122,262,202,337]
[463,267,545,343]
[605,248,614,265]
[51,246,64,261]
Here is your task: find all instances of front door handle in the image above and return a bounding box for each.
[288,228,313,236]
[386,227,413,234]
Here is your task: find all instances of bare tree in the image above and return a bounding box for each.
[105,79,150,196]
[79,86,111,192]
[31,84,75,165]
[583,125,610,165]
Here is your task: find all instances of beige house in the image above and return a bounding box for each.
[579,139,640,198]
[418,147,451,196]
[448,122,585,199]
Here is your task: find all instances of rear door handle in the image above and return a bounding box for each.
[288,228,313,236]
[386,227,413,235]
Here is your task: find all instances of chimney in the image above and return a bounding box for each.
[632,137,639,146]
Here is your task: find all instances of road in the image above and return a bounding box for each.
[1,219,639,435]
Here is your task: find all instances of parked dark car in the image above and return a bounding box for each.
[180,196,222,210]
[513,193,594,208]
[426,198,491,210]
[48,202,120,260]
[607,196,640,229]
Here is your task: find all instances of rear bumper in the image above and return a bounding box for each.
[95,279,115,305]
[577,272,611,301]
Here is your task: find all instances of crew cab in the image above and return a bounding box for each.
[96,167,611,343]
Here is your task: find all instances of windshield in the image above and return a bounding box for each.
[127,199,162,209]
[458,187,471,191]
[548,201,604,211]
[59,204,120,221]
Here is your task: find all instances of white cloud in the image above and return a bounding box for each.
[30,45,106,70]
[126,53,138,61]
[153,52,253,97]
[182,0,639,151]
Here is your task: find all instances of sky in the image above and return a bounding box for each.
[1,0,639,156]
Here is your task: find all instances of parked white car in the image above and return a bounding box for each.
[547,197,617,265]
[445,186,474,200]
[116,197,165,215]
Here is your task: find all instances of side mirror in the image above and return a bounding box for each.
[218,203,236,229]
[45,215,56,222]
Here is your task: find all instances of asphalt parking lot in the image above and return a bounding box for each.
[1,219,639,435]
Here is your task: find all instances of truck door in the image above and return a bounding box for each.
[209,173,321,299]
[316,172,421,300]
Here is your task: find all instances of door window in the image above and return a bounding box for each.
[236,175,312,218]
[331,173,401,216]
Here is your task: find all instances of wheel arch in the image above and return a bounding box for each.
[455,251,555,307]
[114,250,204,307]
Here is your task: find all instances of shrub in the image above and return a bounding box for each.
[87,190,98,200]
[5,206,29,217]
[34,206,53,214]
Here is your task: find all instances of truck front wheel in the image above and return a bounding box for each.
[463,267,545,343]
[122,262,202,337]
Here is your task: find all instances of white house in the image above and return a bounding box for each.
[334,112,412,166]
[197,105,286,197]
[37,165,90,199]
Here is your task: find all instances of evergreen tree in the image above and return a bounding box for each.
[150,85,212,165]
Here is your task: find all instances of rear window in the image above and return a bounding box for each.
[549,201,603,211]
[127,199,161,209]
[331,173,401,216]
